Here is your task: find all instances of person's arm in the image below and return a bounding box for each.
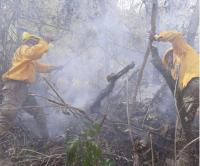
[35,62,55,73]
[154,31,182,42]
[154,31,189,59]
[151,46,175,93]
[24,40,49,60]
[35,62,64,73]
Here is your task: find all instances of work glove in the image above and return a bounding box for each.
[154,34,162,41]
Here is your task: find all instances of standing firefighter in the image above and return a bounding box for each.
[0,32,57,139]
[153,31,199,139]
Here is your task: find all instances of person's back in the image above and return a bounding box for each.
[154,31,199,90]
[3,35,53,83]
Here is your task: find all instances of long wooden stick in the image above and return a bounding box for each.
[29,93,75,116]
[132,0,158,102]
[174,117,179,166]
[42,76,67,105]
[131,2,158,165]
[126,77,134,144]
[150,133,155,166]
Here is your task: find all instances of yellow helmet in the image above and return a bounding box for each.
[22,32,41,41]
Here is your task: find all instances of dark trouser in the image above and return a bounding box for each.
[0,80,49,138]
[182,77,199,140]
[176,78,199,166]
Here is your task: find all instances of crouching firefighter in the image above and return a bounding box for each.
[0,32,59,139]
[153,31,199,140]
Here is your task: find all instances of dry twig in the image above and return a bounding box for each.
[149,133,154,166]
[126,76,134,144]
[131,1,158,165]
[176,137,199,160]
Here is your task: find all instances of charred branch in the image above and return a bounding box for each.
[90,61,135,113]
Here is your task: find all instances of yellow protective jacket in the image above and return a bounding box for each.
[3,40,53,83]
[155,31,199,90]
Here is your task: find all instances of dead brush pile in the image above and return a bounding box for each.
[0,75,198,166]
[0,119,65,166]
[0,86,180,166]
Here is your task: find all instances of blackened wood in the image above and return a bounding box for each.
[90,61,135,112]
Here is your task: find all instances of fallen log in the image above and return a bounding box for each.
[90,61,135,113]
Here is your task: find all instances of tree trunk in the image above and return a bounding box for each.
[186,0,199,47]
[150,46,175,93]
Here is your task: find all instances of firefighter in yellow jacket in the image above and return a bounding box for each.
[0,32,58,138]
[153,31,199,123]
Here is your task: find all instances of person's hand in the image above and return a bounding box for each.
[148,31,156,41]
[48,65,64,73]
[154,34,161,41]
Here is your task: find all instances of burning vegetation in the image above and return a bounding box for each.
[0,0,199,166]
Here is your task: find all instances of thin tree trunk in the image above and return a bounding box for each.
[186,0,199,47]
[150,46,175,93]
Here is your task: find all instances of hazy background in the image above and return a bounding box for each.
[0,0,198,137]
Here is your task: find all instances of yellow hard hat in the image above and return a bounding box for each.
[22,32,41,41]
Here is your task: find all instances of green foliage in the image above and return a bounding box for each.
[65,123,114,166]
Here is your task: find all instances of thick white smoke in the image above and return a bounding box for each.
[44,1,140,109]
[23,0,197,137]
